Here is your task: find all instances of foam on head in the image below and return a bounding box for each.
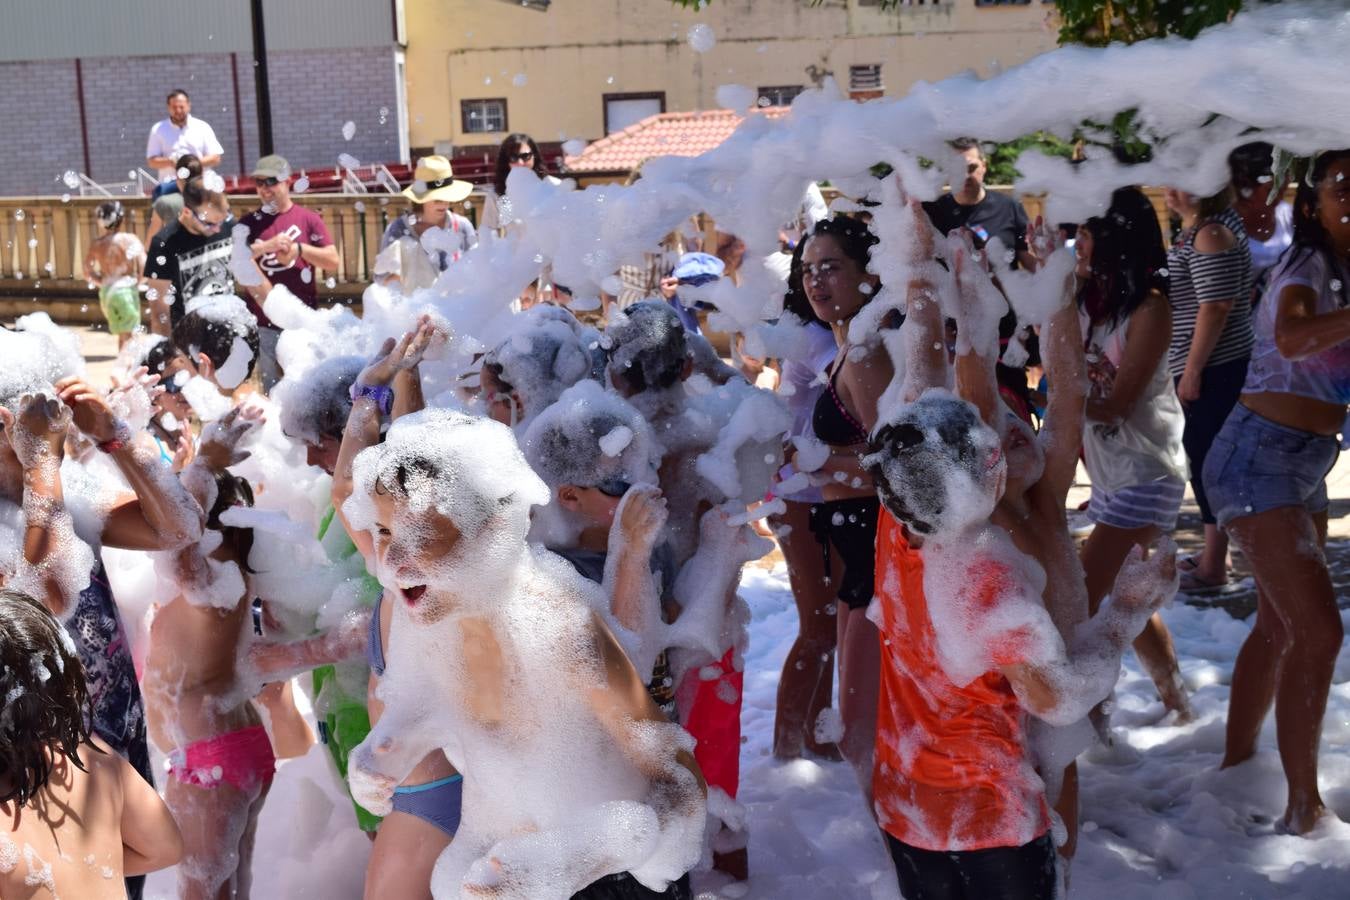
[521,381,659,546]
[274,355,364,445]
[0,322,83,414]
[865,388,1004,536]
[482,307,595,424]
[346,409,550,554]
[605,301,689,396]
[174,295,260,388]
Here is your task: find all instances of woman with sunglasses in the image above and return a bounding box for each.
[480,133,560,236]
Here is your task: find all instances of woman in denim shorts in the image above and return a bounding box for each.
[1203,149,1350,836]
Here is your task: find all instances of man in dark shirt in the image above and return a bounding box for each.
[143,176,235,335]
[923,138,1041,422]
[240,154,341,390]
[923,137,1037,271]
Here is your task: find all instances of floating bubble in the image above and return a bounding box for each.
[512,73,528,87]
[61,170,80,189]
[178,166,191,179]
[338,153,361,170]
[687,23,716,53]
[293,176,310,194]
[14,210,25,221]
[325,277,336,289]
[342,120,356,141]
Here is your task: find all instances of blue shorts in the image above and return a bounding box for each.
[1202,404,1339,528]
[391,774,463,838]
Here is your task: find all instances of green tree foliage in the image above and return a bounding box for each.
[1054,0,1245,46]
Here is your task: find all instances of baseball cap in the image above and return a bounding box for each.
[252,155,292,181]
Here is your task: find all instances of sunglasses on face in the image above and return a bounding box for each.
[256,177,281,187]
[594,478,632,498]
[192,210,225,231]
[509,152,535,163]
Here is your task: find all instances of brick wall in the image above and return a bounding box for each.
[0,45,400,196]
[0,60,86,196]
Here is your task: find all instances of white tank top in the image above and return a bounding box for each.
[1081,311,1188,494]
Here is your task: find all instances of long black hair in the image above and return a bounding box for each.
[1078,186,1168,329]
[0,589,94,806]
[493,133,548,196]
[783,235,827,327]
[1272,149,1350,306]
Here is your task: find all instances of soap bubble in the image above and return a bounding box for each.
[342,120,356,141]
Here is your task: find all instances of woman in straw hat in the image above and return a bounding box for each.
[375,156,478,292]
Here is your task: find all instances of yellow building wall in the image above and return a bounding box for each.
[405,0,1059,150]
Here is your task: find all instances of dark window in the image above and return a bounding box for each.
[975,0,1032,6]
[461,98,508,134]
[757,85,804,108]
[849,64,883,92]
[603,92,666,135]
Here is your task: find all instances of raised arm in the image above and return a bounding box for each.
[1003,538,1177,726]
[332,319,438,561]
[0,396,95,617]
[1026,222,1085,502]
[55,376,205,551]
[949,233,1004,428]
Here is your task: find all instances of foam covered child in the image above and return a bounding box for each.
[339,400,706,900]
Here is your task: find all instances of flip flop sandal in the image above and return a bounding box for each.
[1178,569,1242,596]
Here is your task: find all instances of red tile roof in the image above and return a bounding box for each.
[563,107,790,175]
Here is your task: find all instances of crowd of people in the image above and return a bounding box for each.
[2,106,1348,900]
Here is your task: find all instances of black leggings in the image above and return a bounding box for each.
[1177,356,1248,525]
[885,832,1057,900]
[808,497,881,611]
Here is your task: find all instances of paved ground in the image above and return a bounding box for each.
[73,324,1350,620]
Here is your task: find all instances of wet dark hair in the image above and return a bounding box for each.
[1228,142,1276,193]
[1078,186,1169,329]
[783,236,828,328]
[141,336,184,380]
[172,310,260,382]
[606,301,689,394]
[181,176,226,213]
[1277,149,1350,306]
[865,395,991,536]
[0,589,94,806]
[207,470,256,574]
[803,214,881,284]
[174,154,203,181]
[493,133,548,197]
[166,89,189,104]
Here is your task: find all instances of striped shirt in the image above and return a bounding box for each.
[1167,207,1254,378]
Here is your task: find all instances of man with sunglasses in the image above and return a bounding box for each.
[242,154,341,390]
[144,177,237,336]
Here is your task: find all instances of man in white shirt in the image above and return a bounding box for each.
[146,90,224,183]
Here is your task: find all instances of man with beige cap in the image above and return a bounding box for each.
[375,156,477,292]
[241,154,342,389]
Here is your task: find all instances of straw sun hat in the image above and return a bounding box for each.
[402,155,473,204]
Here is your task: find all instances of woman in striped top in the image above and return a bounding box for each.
[1164,186,1254,593]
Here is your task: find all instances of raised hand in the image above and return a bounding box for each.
[0,394,71,467]
[55,375,123,444]
[1112,536,1180,617]
[616,484,668,550]
[197,403,265,470]
[358,316,441,387]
